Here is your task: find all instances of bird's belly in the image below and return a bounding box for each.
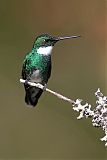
[30,69,42,83]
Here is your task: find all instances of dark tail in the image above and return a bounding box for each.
[25,86,43,107]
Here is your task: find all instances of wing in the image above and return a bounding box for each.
[22,58,33,80]
[47,62,51,80]
[22,58,43,107]
[22,61,27,80]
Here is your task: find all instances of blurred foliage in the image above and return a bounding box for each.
[0,0,106,159]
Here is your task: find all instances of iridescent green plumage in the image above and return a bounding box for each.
[22,33,80,107]
[22,34,57,106]
[22,48,51,82]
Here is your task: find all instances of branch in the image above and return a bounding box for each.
[20,79,75,105]
[20,79,107,147]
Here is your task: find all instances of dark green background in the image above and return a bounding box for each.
[0,0,106,159]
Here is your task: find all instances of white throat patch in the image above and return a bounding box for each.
[37,46,53,55]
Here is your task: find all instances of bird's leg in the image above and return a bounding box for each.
[25,79,29,85]
[43,84,47,91]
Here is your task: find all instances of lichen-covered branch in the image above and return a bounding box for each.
[20,79,107,147]
[73,88,107,147]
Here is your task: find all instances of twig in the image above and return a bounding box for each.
[20,79,107,147]
[20,79,75,105]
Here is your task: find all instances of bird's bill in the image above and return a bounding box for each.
[57,35,81,40]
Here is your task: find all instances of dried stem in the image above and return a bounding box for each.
[20,79,75,105]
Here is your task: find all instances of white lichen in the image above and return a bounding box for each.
[20,79,107,147]
[73,88,107,147]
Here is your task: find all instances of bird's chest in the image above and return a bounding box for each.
[30,69,42,83]
[25,53,51,83]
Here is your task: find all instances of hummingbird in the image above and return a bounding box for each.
[22,33,80,107]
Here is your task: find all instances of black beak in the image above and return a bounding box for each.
[57,35,81,40]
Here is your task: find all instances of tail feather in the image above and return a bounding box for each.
[25,86,43,107]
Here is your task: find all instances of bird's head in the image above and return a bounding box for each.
[33,33,81,48]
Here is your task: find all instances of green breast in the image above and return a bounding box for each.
[23,49,51,81]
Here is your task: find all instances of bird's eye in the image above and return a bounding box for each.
[45,39,50,42]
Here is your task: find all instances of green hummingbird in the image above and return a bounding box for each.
[22,33,80,107]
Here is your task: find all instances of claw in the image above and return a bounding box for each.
[43,84,47,91]
[25,80,29,85]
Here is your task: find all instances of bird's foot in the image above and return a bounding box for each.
[43,84,47,91]
[25,80,29,85]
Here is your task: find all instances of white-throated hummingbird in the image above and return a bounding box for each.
[22,34,80,107]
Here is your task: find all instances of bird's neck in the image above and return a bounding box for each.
[34,46,53,56]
